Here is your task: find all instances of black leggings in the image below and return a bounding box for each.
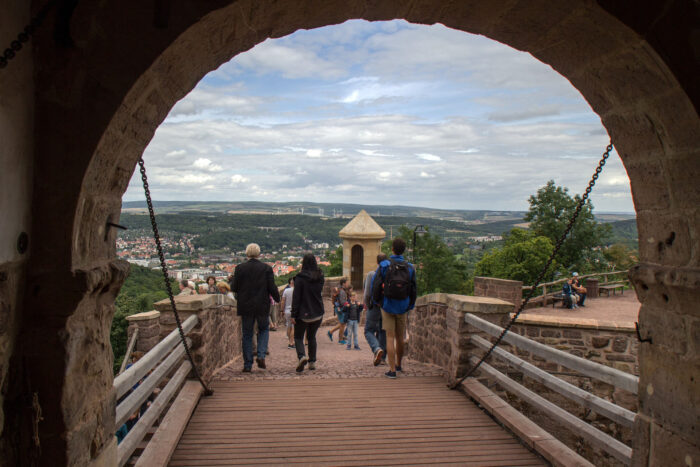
[294,319,322,362]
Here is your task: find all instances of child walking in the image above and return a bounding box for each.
[344,293,364,350]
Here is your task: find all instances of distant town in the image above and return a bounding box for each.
[116,233,331,282]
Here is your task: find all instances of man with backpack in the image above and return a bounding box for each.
[372,238,417,379]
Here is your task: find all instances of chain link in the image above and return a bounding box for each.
[450,140,613,389]
[138,157,213,396]
[0,1,56,70]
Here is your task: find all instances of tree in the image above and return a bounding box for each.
[396,226,469,295]
[111,265,176,373]
[475,228,559,286]
[603,243,638,270]
[524,180,611,272]
[326,246,343,277]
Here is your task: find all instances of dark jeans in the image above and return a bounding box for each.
[364,305,386,356]
[578,293,586,306]
[242,313,269,369]
[294,318,322,362]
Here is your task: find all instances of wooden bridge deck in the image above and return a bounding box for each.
[170,376,546,466]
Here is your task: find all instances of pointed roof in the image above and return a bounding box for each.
[339,210,386,240]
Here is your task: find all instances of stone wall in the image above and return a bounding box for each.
[406,293,512,382]
[1,1,699,465]
[0,3,34,464]
[154,294,241,383]
[474,277,522,311]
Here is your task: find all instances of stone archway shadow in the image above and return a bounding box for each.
[15,1,699,465]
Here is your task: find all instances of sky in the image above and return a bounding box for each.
[123,20,634,213]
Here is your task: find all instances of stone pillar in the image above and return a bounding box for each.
[154,294,239,383]
[408,294,513,384]
[125,310,161,353]
[474,277,522,311]
[586,278,599,298]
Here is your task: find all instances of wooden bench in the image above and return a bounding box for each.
[599,283,625,296]
[551,292,566,308]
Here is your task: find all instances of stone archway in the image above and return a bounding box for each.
[2,1,698,465]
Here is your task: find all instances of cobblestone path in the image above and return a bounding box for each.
[213,324,445,381]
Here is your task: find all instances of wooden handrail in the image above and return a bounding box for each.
[469,358,632,465]
[115,340,189,428]
[114,314,198,399]
[118,328,139,375]
[117,360,192,466]
[465,313,638,393]
[521,269,629,291]
[470,335,635,427]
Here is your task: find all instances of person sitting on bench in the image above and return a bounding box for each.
[562,278,579,309]
[571,272,587,307]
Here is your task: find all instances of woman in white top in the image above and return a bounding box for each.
[280,277,295,348]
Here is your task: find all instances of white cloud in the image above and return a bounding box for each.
[416,153,441,161]
[231,174,249,184]
[124,20,633,212]
[193,158,223,172]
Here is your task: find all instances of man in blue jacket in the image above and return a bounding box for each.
[372,238,417,378]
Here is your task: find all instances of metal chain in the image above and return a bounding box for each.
[450,140,613,389]
[138,157,214,396]
[0,1,56,70]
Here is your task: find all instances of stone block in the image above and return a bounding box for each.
[638,345,700,440]
[649,420,700,467]
[541,329,561,338]
[612,336,628,353]
[562,329,582,339]
[605,354,636,362]
[591,337,610,348]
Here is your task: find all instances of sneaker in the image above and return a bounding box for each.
[385,371,397,379]
[242,367,252,373]
[346,345,352,350]
[256,358,266,369]
[287,344,295,349]
[327,331,333,342]
[396,365,403,372]
[354,346,361,350]
[339,340,347,345]
[308,362,316,370]
[296,356,308,372]
[373,349,384,366]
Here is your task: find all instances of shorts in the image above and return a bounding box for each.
[381,310,407,336]
[284,311,292,327]
[336,310,347,324]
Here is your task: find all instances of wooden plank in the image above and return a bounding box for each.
[136,380,203,467]
[116,340,188,427]
[170,377,546,466]
[470,357,632,465]
[460,378,593,467]
[471,335,636,427]
[114,314,198,399]
[118,360,191,466]
[118,328,139,375]
[465,313,639,394]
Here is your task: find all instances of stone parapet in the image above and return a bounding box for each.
[474,277,522,311]
[408,293,512,383]
[126,310,161,353]
[154,294,240,383]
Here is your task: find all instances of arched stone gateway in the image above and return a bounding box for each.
[1,1,698,465]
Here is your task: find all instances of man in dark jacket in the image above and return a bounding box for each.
[230,243,280,372]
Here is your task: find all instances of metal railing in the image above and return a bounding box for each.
[113,314,199,466]
[464,313,638,465]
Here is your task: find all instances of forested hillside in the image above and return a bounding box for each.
[118,212,524,253]
[111,265,175,373]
